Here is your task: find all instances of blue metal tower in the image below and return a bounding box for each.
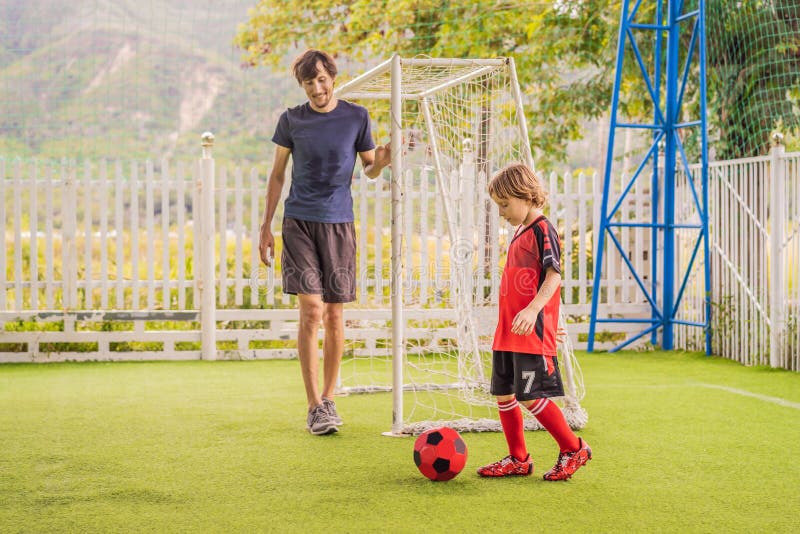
[588,0,711,353]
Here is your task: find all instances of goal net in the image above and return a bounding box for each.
[335,56,587,435]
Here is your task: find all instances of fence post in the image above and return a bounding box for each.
[199,132,216,361]
[62,159,78,309]
[769,132,785,368]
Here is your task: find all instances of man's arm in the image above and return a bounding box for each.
[511,267,562,336]
[259,145,291,266]
[359,141,391,179]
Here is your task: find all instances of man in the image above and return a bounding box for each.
[259,49,390,435]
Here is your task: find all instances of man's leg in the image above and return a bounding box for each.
[297,294,324,409]
[321,302,344,399]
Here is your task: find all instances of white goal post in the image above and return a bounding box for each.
[335,55,587,435]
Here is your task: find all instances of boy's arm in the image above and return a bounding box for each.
[511,267,562,336]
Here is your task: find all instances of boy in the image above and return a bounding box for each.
[477,163,591,481]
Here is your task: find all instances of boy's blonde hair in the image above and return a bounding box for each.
[488,163,547,208]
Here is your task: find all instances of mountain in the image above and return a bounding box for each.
[0,0,621,171]
[0,0,297,162]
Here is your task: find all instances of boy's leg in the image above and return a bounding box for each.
[515,355,579,452]
[477,395,533,477]
[524,398,580,453]
[478,350,534,477]
[516,354,591,480]
[523,398,591,480]
[489,352,529,460]
[497,395,528,461]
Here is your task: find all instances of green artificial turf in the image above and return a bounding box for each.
[1,351,799,533]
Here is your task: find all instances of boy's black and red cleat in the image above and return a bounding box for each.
[543,438,592,481]
[477,454,534,477]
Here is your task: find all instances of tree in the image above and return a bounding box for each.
[235,0,800,165]
[235,0,621,168]
[707,0,800,158]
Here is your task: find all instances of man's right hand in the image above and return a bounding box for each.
[259,223,274,266]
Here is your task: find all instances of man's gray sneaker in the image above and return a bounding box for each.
[322,397,343,426]
[307,404,338,435]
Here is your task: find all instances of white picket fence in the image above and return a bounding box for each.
[1,143,798,370]
[675,143,800,370]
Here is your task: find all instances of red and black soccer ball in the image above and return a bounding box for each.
[413,426,468,481]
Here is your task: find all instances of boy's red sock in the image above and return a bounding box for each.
[498,398,528,461]
[528,398,580,453]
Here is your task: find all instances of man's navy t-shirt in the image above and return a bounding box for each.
[272,100,375,223]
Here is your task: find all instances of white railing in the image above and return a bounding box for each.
[675,138,800,371]
[2,136,797,370]
[0,138,648,361]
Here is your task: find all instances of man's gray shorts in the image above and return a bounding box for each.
[281,217,356,303]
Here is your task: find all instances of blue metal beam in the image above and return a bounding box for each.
[630,23,670,30]
[661,0,681,349]
[699,1,712,355]
[675,131,704,215]
[610,324,661,352]
[626,27,667,126]
[629,0,646,23]
[651,0,664,346]
[673,320,706,327]
[677,19,699,114]
[595,318,661,324]
[588,0,632,353]
[617,123,663,129]
[673,233,704,315]
[607,231,663,318]
[608,133,664,220]
[608,222,664,228]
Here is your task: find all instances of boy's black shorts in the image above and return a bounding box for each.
[490,350,565,401]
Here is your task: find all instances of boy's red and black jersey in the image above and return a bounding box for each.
[493,215,562,356]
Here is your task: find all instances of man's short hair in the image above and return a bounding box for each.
[292,49,338,84]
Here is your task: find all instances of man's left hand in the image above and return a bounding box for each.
[374,142,391,169]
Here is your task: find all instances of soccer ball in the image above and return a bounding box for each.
[413,427,468,481]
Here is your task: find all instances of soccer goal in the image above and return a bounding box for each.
[335,55,587,435]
